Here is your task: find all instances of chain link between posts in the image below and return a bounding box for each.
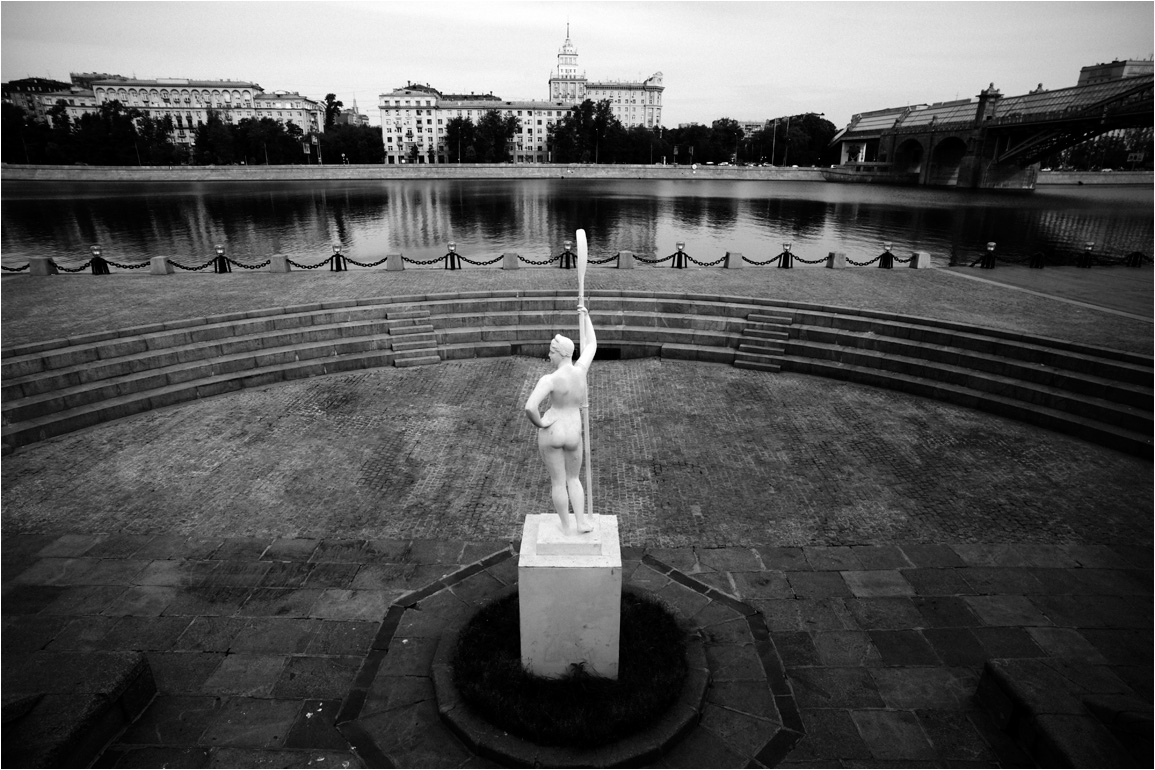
[847,253,886,267]
[51,259,94,273]
[793,253,827,265]
[167,258,217,271]
[684,252,727,267]
[743,254,782,266]
[519,253,564,265]
[634,253,675,264]
[458,253,506,266]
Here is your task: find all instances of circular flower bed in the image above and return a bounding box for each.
[451,589,688,748]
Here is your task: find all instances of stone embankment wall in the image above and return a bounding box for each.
[1036,170,1153,186]
[0,163,825,183]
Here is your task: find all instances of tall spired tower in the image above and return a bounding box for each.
[548,24,587,102]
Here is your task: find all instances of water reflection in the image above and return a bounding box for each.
[2,179,1150,267]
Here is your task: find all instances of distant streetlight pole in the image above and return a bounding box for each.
[783,115,793,166]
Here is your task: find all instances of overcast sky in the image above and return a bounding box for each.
[2,1,1152,128]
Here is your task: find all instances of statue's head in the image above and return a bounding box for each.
[549,334,574,364]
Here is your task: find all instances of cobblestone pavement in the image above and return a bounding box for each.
[3,359,1150,548]
[3,263,1152,354]
[2,262,1151,768]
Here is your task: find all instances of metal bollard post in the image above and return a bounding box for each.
[981,242,996,269]
[331,243,347,272]
[779,242,793,269]
[559,241,574,269]
[1077,242,1094,268]
[879,242,894,269]
[214,244,231,273]
[445,242,459,270]
[89,245,110,275]
[674,242,686,269]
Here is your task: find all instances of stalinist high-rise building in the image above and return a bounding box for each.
[547,26,664,128]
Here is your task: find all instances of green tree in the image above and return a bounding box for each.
[666,122,710,165]
[323,93,344,131]
[474,109,520,163]
[193,110,236,165]
[444,116,476,163]
[547,99,623,163]
[44,99,77,164]
[1,102,51,164]
[71,100,145,165]
[136,113,179,165]
[318,123,385,164]
[709,118,744,164]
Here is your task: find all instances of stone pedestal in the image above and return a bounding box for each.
[910,251,933,269]
[725,252,743,269]
[386,253,404,271]
[519,514,621,679]
[150,257,173,275]
[502,253,520,270]
[269,254,291,273]
[826,251,846,269]
[617,250,634,269]
[28,257,56,276]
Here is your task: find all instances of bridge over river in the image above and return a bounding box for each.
[828,75,1153,190]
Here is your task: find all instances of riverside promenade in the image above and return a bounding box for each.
[2,263,1152,767]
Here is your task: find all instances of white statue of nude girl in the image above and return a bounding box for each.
[524,305,597,534]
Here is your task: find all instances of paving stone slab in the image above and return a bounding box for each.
[842,570,916,598]
[144,652,228,695]
[200,654,287,698]
[198,697,303,748]
[850,709,937,760]
[789,667,886,709]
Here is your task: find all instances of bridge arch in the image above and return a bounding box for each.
[927,136,968,186]
[893,138,924,174]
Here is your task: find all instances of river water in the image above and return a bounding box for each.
[2,178,1151,269]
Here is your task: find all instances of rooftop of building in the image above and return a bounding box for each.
[92,78,263,89]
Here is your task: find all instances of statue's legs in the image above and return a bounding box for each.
[539,443,573,531]
[539,440,592,533]
[563,441,592,533]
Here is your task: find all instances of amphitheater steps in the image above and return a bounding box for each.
[785,336,1152,434]
[779,354,1151,457]
[387,310,440,367]
[3,290,1151,458]
[2,305,397,451]
[734,312,791,372]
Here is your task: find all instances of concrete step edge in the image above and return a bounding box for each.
[2,318,394,383]
[1,351,397,449]
[783,343,1152,429]
[778,355,1153,458]
[3,337,393,419]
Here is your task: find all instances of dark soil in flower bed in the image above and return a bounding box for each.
[451,589,689,748]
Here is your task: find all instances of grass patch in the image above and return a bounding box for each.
[452,589,688,748]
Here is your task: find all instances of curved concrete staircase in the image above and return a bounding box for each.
[3,290,1151,458]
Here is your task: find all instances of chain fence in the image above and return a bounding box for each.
[950,245,1153,269]
[9,242,1151,277]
